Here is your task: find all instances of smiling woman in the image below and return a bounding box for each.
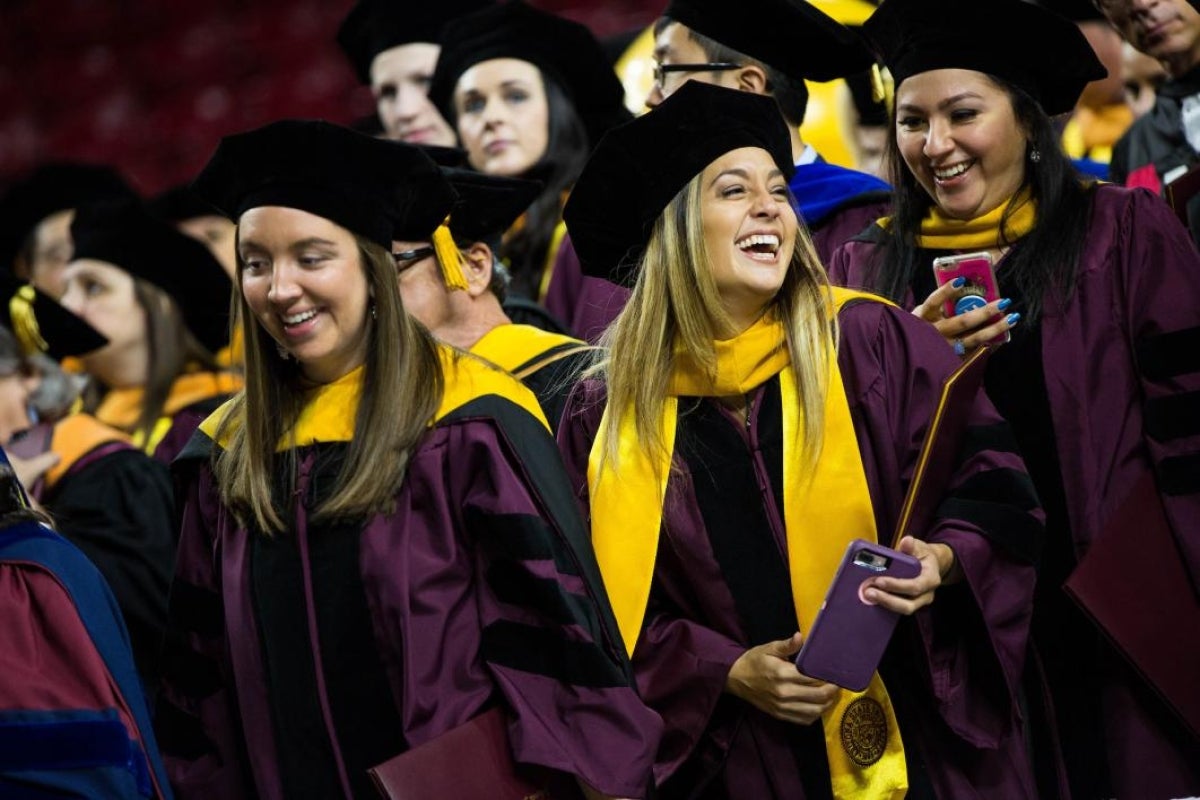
[160,119,659,800]
[559,80,1045,799]
[827,0,1200,796]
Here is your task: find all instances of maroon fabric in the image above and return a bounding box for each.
[808,199,890,268]
[558,302,1041,798]
[160,413,660,800]
[827,183,1200,797]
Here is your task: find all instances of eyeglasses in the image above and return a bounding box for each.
[652,61,742,90]
[392,246,435,273]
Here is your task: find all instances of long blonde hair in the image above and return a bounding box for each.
[595,172,837,472]
[214,236,443,533]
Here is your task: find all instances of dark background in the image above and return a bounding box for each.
[0,0,660,193]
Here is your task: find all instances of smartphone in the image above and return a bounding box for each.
[794,540,922,692]
[932,251,1009,345]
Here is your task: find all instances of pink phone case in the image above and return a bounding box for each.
[794,540,922,691]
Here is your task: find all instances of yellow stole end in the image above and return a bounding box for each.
[588,287,906,799]
[97,369,243,455]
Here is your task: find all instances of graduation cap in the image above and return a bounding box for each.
[70,199,232,355]
[1029,0,1105,22]
[337,0,494,85]
[663,0,874,81]
[0,269,107,359]
[428,1,632,147]
[563,81,793,287]
[0,163,137,270]
[443,168,541,243]
[862,0,1106,116]
[191,119,456,251]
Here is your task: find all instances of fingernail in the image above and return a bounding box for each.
[951,277,966,288]
[1006,312,1021,326]
[997,298,1012,311]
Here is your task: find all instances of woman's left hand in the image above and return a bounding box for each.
[861,536,959,615]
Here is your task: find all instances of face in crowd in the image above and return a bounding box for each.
[453,58,550,177]
[371,43,458,147]
[894,68,1029,220]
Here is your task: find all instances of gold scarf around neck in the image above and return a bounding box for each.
[588,287,906,799]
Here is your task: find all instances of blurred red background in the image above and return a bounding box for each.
[0,0,659,193]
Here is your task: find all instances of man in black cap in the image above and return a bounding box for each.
[337,0,491,146]
[0,163,137,299]
[147,184,237,279]
[1094,0,1200,192]
[394,168,592,430]
[645,0,892,265]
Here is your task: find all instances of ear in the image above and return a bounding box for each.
[461,242,495,298]
[736,65,769,96]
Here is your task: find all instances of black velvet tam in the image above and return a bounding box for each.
[69,199,231,354]
[863,0,1106,116]
[564,82,793,286]
[663,0,874,81]
[191,119,455,250]
[442,168,542,243]
[337,0,494,84]
[0,163,137,269]
[428,1,632,147]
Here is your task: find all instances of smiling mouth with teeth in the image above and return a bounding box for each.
[735,234,781,259]
[282,309,319,326]
[933,161,974,182]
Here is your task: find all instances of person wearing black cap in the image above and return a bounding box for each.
[395,167,592,430]
[0,271,176,701]
[0,162,138,299]
[645,0,892,265]
[160,119,658,800]
[559,80,1042,799]
[336,0,491,146]
[429,0,632,311]
[1094,0,1200,192]
[61,199,240,464]
[830,0,1200,795]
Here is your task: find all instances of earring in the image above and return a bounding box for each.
[1029,147,1042,163]
[275,341,291,360]
[371,303,377,320]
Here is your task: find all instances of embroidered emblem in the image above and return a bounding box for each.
[840,696,888,766]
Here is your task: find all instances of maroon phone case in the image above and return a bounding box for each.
[794,540,922,691]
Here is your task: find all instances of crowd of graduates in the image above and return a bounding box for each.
[0,0,1198,798]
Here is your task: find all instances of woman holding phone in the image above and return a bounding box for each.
[827,1,1200,796]
[157,120,657,800]
[558,81,1043,799]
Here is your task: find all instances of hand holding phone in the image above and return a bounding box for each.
[931,251,1010,345]
[794,540,921,692]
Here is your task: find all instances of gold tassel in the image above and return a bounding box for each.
[432,219,469,291]
[870,63,886,104]
[10,284,48,356]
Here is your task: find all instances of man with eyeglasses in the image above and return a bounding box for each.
[644,0,892,266]
[1094,0,1200,198]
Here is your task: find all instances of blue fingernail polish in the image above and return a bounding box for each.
[1006,312,1021,326]
[998,298,1012,311]
[951,276,966,288]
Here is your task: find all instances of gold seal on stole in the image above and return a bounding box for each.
[840,696,888,767]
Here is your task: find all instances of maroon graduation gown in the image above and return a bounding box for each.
[558,301,1044,799]
[157,394,660,800]
[827,183,1200,798]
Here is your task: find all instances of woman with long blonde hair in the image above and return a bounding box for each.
[559,81,1044,799]
[157,120,657,800]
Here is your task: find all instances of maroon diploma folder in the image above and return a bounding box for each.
[367,708,559,800]
[1064,472,1200,738]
